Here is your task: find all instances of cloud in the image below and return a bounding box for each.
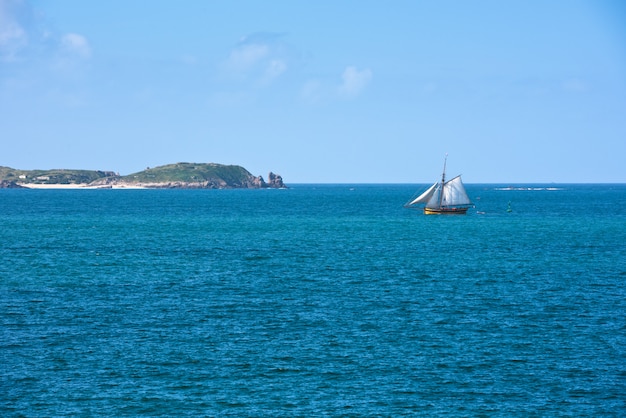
[0,1,91,64]
[338,66,372,98]
[61,33,91,59]
[300,66,373,104]
[222,32,290,85]
[0,0,29,61]
[265,59,286,79]
[226,42,269,73]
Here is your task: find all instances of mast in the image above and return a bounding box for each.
[438,153,448,208]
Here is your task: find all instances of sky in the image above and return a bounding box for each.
[1,0,625,183]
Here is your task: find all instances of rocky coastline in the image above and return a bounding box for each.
[0,180,25,189]
[0,164,286,189]
[89,171,286,189]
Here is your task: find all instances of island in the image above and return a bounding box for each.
[0,163,286,189]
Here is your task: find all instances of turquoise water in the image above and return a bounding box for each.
[2,184,625,416]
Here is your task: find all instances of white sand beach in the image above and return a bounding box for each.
[21,184,147,189]
[21,184,91,189]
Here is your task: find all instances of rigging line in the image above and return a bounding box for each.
[439,153,448,208]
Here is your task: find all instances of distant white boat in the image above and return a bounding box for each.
[404,155,473,215]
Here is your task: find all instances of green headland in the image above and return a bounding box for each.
[0,163,285,189]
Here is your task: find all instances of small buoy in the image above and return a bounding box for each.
[506,201,512,213]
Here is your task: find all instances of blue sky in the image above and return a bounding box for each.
[1,0,625,183]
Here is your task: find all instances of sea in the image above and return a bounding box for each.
[1,184,625,416]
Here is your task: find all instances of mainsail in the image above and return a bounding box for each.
[426,175,471,209]
[405,155,472,214]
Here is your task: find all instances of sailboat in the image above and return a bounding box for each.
[404,155,473,214]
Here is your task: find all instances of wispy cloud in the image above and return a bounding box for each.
[226,42,269,72]
[338,66,372,98]
[0,0,91,64]
[0,0,29,61]
[221,33,372,104]
[265,59,287,79]
[222,32,289,85]
[300,66,374,104]
[61,33,91,59]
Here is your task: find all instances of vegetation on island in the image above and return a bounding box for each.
[0,163,285,189]
[0,166,116,185]
[121,163,256,186]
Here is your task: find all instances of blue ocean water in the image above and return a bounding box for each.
[1,184,625,416]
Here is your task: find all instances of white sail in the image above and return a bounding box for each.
[439,175,471,207]
[409,182,438,205]
[426,185,442,208]
[405,155,472,213]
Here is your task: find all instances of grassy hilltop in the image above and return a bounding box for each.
[121,163,255,186]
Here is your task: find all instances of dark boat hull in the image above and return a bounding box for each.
[424,207,469,215]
